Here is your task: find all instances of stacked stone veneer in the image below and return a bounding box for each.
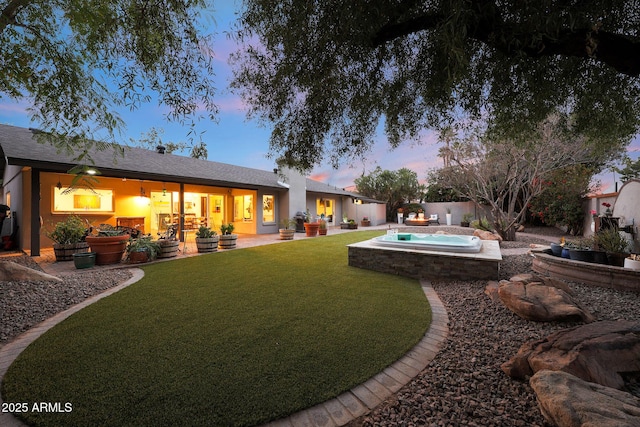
[533,251,640,293]
[348,240,501,281]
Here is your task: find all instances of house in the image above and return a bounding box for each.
[0,124,384,256]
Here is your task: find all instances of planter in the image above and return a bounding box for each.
[72,252,96,269]
[446,213,452,226]
[318,228,327,235]
[460,221,470,228]
[397,213,403,224]
[196,236,219,253]
[624,258,640,270]
[304,222,320,237]
[569,249,595,263]
[361,220,371,227]
[85,234,129,265]
[340,223,358,230]
[550,243,563,257]
[128,249,150,264]
[53,242,90,262]
[279,229,295,240]
[561,247,571,258]
[592,251,609,265]
[157,239,180,258]
[607,252,630,267]
[218,234,237,249]
[418,213,425,220]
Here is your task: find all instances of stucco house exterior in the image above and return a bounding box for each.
[0,124,384,256]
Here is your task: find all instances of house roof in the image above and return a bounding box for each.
[0,124,358,197]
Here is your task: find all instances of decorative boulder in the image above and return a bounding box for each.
[497,279,594,323]
[530,370,640,427]
[473,229,503,242]
[0,261,62,282]
[502,320,640,390]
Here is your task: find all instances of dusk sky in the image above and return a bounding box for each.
[1,3,638,193]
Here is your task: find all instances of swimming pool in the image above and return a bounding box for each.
[371,233,483,253]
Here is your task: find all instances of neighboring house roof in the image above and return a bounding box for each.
[0,124,358,197]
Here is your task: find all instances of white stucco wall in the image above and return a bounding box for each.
[614,179,640,252]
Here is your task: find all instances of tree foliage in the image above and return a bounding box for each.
[528,165,595,236]
[131,127,208,159]
[1,0,218,161]
[354,167,424,219]
[439,116,600,240]
[613,156,640,182]
[232,0,640,171]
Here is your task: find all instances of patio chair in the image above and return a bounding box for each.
[428,214,440,225]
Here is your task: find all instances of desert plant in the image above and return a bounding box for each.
[47,215,88,244]
[279,217,297,230]
[470,217,492,231]
[318,219,327,230]
[195,225,216,238]
[462,213,474,223]
[595,228,631,253]
[220,223,235,235]
[126,236,161,260]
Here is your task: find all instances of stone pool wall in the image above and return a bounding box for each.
[347,239,501,281]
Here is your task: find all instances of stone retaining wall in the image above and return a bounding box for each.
[532,251,640,293]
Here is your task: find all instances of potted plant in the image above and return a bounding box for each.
[460,213,473,227]
[446,208,452,226]
[46,215,90,261]
[219,223,237,249]
[318,219,328,235]
[566,237,595,263]
[195,225,219,253]
[126,235,161,263]
[594,228,631,266]
[624,253,640,270]
[397,208,404,224]
[602,202,613,217]
[361,216,371,226]
[417,209,424,220]
[303,220,320,236]
[156,224,180,258]
[279,217,297,240]
[85,224,130,265]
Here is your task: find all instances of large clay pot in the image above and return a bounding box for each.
[86,234,129,265]
[303,222,319,237]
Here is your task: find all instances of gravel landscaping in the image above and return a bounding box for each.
[2,226,639,426]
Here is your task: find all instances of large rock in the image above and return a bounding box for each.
[530,370,640,427]
[473,229,503,242]
[502,320,640,390]
[497,279,594,322]
[0,261,62,282]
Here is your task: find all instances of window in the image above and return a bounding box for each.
[234,195,253,222]
[53,187,114,213]
[262,195,275,224]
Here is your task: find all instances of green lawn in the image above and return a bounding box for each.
[2,231,431,426]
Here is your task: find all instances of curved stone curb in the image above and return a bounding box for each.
[0,269,145,427]
[262,280,449,427]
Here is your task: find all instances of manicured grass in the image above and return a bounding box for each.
[3,231,431,426]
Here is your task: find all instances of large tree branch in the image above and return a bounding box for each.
[0,0,30,33]
[373,11,640,77]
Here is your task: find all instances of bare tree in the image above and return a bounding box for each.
[440,116,595,240]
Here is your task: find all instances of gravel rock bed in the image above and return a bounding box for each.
[352,242,640,426]
[0,256,132,344]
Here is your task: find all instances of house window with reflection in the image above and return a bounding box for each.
[263,195,275,224]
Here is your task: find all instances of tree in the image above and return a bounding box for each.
[439,116,601,240]
[1,0,217,161]
[131,127,208,159]
[354,167,424,220]
[232,1,639,171]
[528,165,595,235]
[613,156,640,182]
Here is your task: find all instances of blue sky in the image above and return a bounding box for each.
[0,3,637,193]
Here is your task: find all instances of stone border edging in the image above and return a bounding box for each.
[0,269,145,427]
[262,280,449,427]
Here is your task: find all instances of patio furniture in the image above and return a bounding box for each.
[428,214,440,225]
